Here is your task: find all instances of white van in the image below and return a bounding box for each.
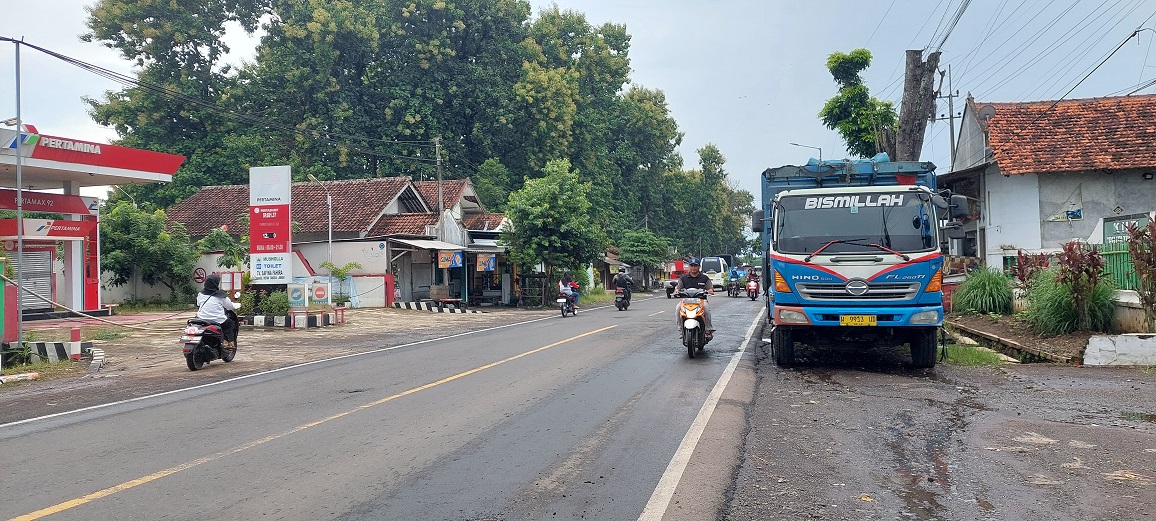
[699,256,729,290]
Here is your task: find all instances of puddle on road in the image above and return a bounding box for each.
[1120,411,1156,423]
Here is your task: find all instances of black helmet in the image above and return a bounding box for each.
[618,267,627,273]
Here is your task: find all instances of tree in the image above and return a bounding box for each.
[1126,221,1156,332]
[501,158,607,278]
[100,201,198,300]
[819,49,898,159]
[319,260,364,304]
[616,229,671,285]
[195,227,249,270]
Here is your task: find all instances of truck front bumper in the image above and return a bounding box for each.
[772,305,942,327]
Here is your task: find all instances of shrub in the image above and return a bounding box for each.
[952,267,1013,315]
[1024,269,1114,335]
[1056,241,1108,331]
[1012,249,1049,287]
[1126,220,1156,333]
[261,290,291,316]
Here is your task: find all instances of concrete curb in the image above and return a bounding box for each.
[86,347,106,372]
[0,372,40,384]
[25,341,92,364]
[393,302,482,314]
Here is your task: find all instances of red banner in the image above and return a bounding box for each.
[0,218,98,239]
[0,188,100,216]
[249,204,292,254]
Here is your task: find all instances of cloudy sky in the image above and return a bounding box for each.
[2,1,1154,198]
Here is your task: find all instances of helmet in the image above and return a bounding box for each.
[618,267,627,273]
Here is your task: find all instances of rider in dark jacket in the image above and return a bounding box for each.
[612,267,634,303]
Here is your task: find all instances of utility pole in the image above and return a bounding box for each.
[896,49,941,161]
[935,64,960,168]
[434,137,443,214]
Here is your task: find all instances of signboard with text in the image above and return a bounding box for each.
[438,251,463,269]
[0,218,98,240]
[1104,213,1151,246]
[249,166,293,284]
[0,188,100,216]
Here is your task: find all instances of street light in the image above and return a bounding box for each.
[789,142,822,163]
[306,174,332,264]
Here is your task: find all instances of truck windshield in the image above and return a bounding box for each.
[775,191,937,255]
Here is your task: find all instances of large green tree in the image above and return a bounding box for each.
[819,49,898,159]
[100,201,199,300]
[501,159,607,275]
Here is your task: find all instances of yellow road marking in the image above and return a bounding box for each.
[11,325,618,521]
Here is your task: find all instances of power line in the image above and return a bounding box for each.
[865,0,898,47]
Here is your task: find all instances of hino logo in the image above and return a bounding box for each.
[845,279,869,296]
[791,275,821,281]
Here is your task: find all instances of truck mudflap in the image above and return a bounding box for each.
[771,304,942,328]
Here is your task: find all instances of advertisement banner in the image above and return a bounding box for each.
[0,188,100,216]
[0,218,97,239]
[438,251,463,269]
[475,253,496,271]
[249,166,292,283]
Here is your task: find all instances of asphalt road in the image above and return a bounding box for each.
[1,295,765,521]
[4,294,1155,521]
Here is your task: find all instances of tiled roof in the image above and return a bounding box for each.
[982,94,1156,175]
[166,177,413,237]
[366,213,440,237]
[413,179,468,211]
[462,213,505,231]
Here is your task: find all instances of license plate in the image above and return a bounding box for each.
[840,315,877,326]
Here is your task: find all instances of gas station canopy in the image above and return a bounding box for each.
[1,124,184,189]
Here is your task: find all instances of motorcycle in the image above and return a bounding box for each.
[727,279,741,298]
[182,309,238,371]
[614,287,631,311]
[746,278,760,300]
[557,293,576,317]
[675,287,711,358]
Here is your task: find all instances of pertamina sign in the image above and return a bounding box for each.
[249,166,293,284]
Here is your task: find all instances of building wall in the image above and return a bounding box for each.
[982,171,1041,267]
[1038,169,1156,247]
[952,108,988,172]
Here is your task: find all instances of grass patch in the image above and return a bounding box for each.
[0,358,87,385]
[580,289,616,305]
[19,326,130,343]
[952,268,1013,315]
[941,344,1008,367]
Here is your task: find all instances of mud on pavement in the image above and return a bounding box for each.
[0,307,555,424]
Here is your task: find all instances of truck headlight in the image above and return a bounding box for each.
[910,310,940,324]
[778,309,809,324]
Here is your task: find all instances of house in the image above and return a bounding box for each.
[164,176,507,306]
[942,94,1156,271]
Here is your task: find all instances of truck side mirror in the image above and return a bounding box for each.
[943,220,966,239]
[751,210,765,233]
[949,194,969,220]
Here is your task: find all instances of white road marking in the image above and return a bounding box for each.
[638,307,766,520]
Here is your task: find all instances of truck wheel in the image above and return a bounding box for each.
[771,326,794,367]
[910,328,938,368]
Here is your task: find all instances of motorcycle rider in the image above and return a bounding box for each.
[559,273,579,310]
[612,266,634,304]
[675,258,715,340]
[196,273,241,348]
[727,266,742,294]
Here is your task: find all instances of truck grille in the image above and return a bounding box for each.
[795,282,920,301]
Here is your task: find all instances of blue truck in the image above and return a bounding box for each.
[754,153,966,368]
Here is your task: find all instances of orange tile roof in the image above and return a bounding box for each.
[167,177,414,237]
[366,213,440,237]
[982,94,1156,175]
[462,213,505,231]
[413,179,468,211]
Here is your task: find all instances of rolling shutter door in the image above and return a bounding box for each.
[9,251,55,312]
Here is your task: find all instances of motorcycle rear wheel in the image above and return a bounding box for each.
[186,350,205,371]
[222,343,236,362]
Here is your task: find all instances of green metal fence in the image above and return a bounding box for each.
[1100,245,1139,291]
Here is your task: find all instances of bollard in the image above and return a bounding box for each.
[71,327,81,342]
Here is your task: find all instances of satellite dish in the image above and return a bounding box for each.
[978,104,996,121]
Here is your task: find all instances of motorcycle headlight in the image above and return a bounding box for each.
[683,319,701,329]
[683,308,700,318]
